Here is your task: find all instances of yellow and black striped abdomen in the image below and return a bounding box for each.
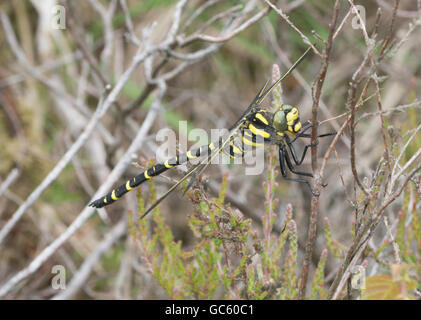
[90,111,276,209]
[89,144,212,208]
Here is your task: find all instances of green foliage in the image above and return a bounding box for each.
[280,220,298,299]
[130,158,330,299]
[396,184,420,273]
[311,249,328,299]
[324,217,346,258]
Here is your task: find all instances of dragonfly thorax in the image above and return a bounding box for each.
[273,104,302,134]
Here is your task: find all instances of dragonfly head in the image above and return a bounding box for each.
[273,104,302,134]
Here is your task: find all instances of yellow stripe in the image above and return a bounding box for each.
[288,126,293,132]
[104,197,107,204]
[111,190,118,201]
[294,122,302,132]
[230,142,242,155]
[277,132,284,137]
[144,170,151,179]
[249,123,270,138]
[209,142,215,150]
[187,150,197,159]
[242,136,262,147]
[164,160,174,168]
[286,108,299,122]
[126,180,133,191]
[255,113,269,125]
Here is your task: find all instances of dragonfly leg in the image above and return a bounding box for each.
[278,146,319,196]
[286,130,336,166]
[286,137,317,166]
[296,132,337,139]
[283,147,313,177]
[291,121,336,142]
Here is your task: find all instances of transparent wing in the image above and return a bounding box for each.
[141,46,312,218]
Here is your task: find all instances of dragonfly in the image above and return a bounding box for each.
[89,47,335,217]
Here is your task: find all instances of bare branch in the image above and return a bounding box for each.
[0,168,20,199]
[52,219,126,300]
[180,6,270,46]
[298,0,339,300]
[0,11,153,245]
[265,0,322,58]
[119,0,141,45]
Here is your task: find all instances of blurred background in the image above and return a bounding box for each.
[0,0,419,299]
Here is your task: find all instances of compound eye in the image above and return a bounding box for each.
[273,110,287,132]
[282,104,293,113]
